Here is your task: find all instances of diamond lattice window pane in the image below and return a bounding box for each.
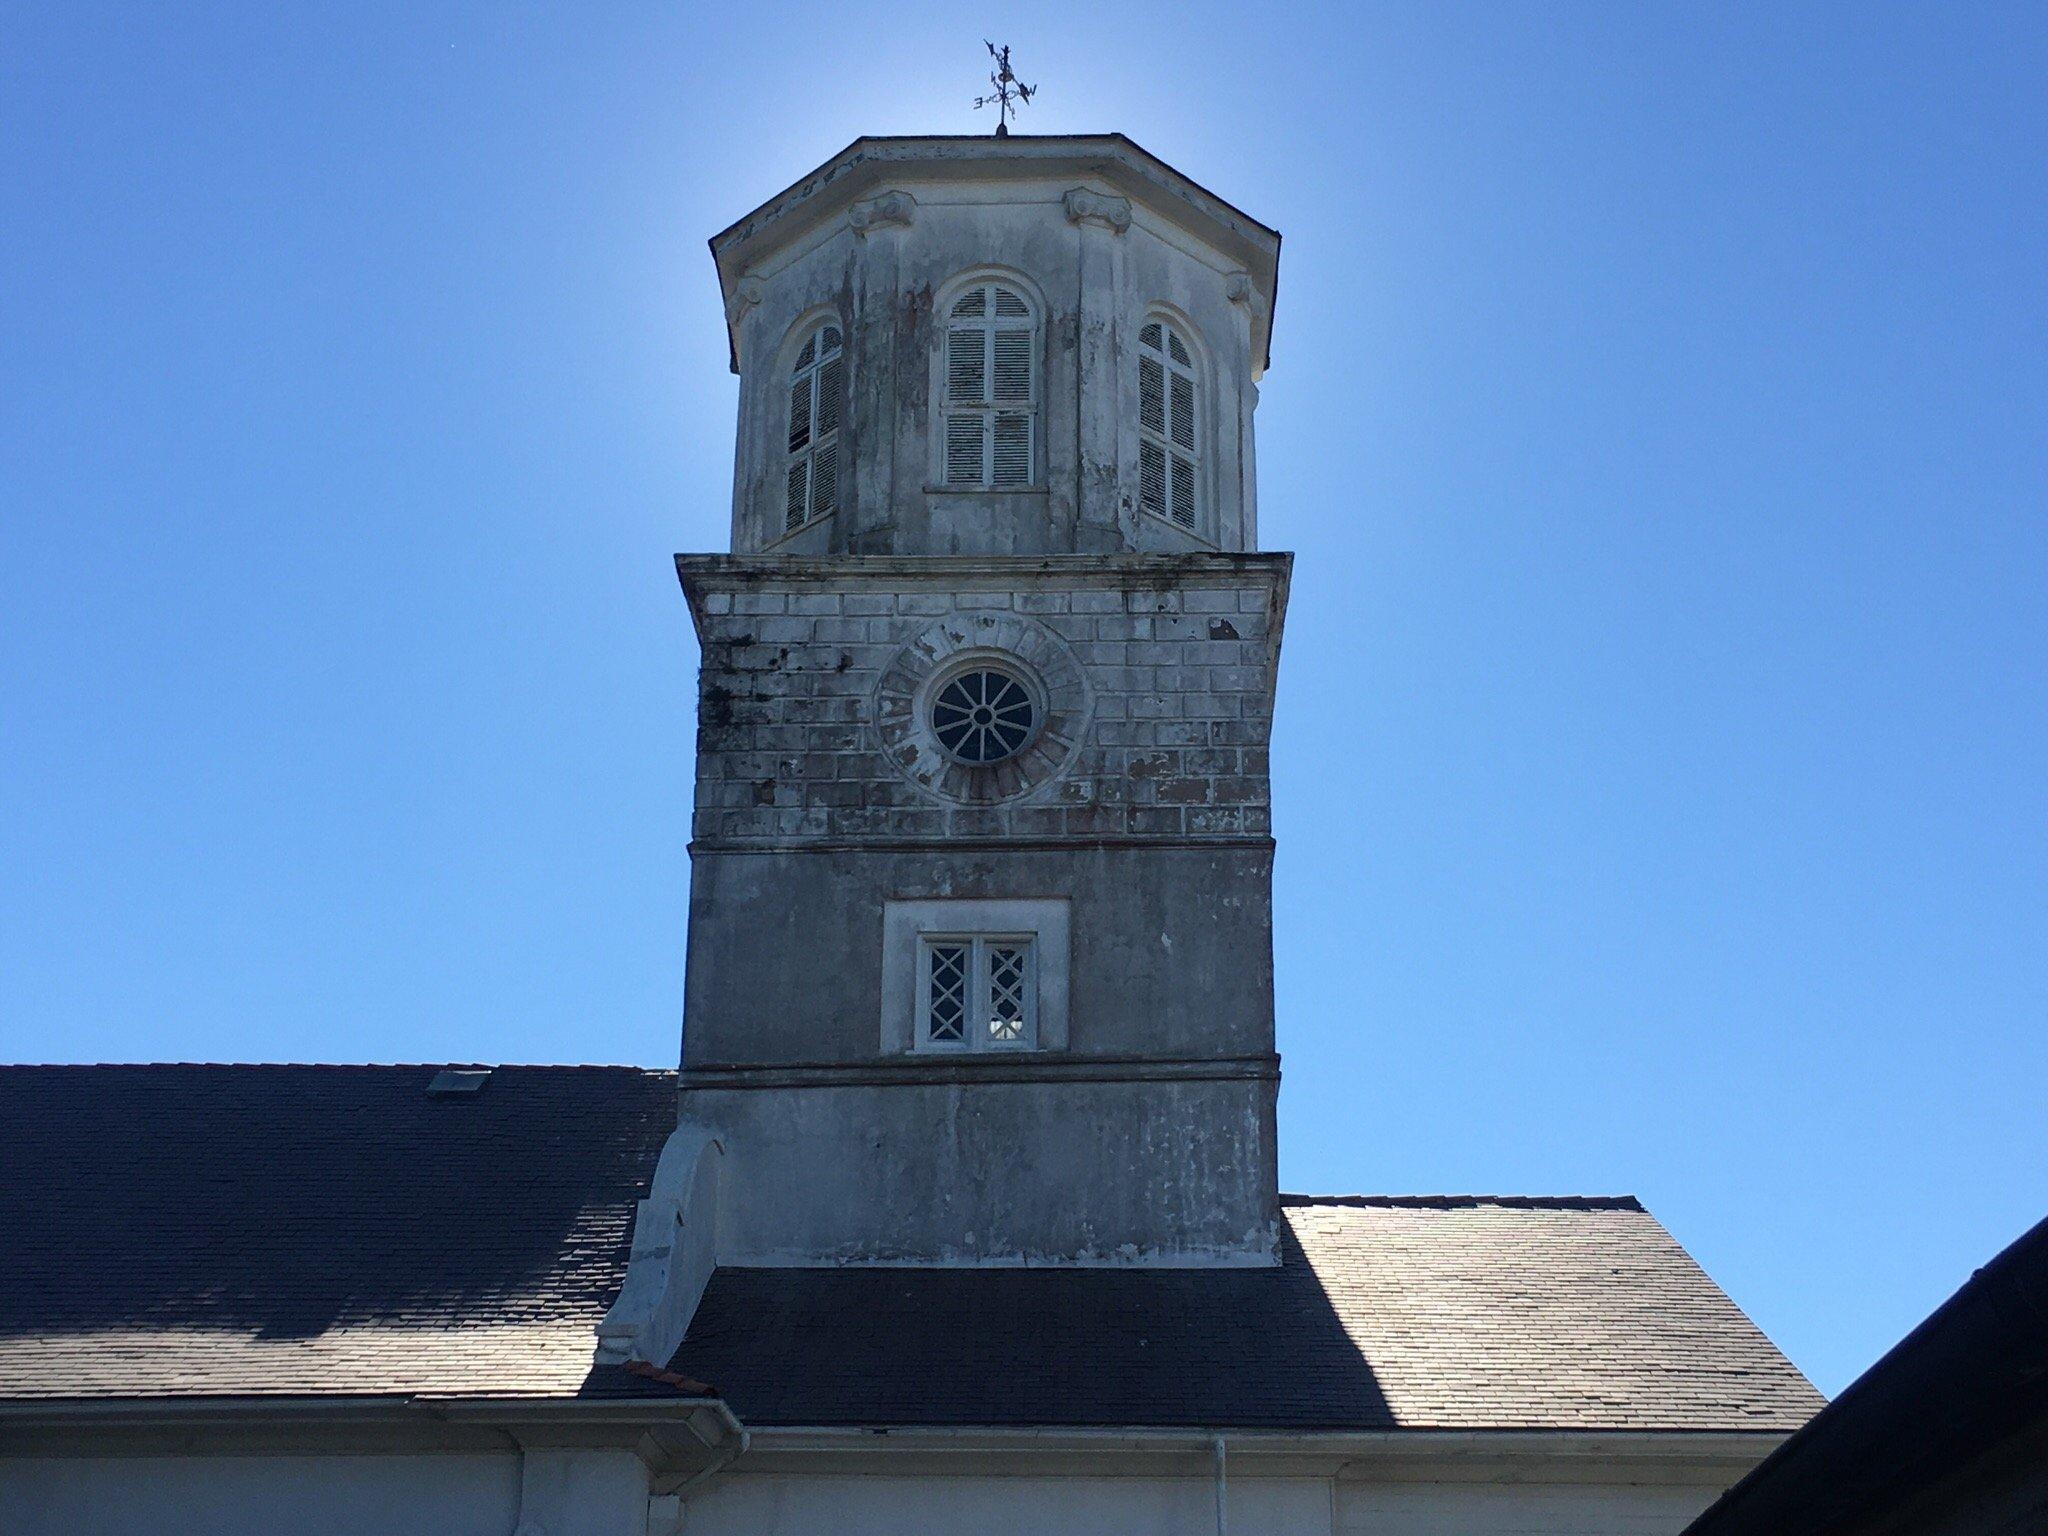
[986,945,1028,1042]
[927,944,969,1042]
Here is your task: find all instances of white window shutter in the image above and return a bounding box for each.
[1139,440,1166,517]
[947,326,986,404]
[1169,373,1195,451]
[787,374,812,455]
[991,413,1030,487]
[1139,355,1164,436]
[1137,318,1200,529]
[782,321,847,535]
[785,459,809,532]
[938,282,1038,489]
[816,355,843,439]
[945,413,984,486]
[992,328,1031,403]
[812,441,837,517]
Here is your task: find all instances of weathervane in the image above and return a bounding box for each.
[974,42,1036,137]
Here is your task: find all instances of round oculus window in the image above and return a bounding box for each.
[929,666,1039,765]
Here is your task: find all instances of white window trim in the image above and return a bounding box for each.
[1137,315,1203,533]
[881,898,1070,1055]
[934,279,1041,491]
[784,320,843,534]
[916,933,1038,1051]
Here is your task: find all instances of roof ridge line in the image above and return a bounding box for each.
[1281,1193,1646,1212]
[0,1061,682,1074]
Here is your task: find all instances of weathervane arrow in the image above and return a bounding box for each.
[973,41,1036,137]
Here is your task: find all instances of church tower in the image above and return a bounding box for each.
[674,135,1286,1268]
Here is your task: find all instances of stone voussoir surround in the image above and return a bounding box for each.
[680,554,1291,846]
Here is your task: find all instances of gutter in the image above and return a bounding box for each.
[0,1394,738,1433]
[0,1393,748,1485]
[718,1423,1793,1480]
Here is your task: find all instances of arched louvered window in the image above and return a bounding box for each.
[940,281,1037,489]
[1138,319,1200,529]
[785,322,843,533]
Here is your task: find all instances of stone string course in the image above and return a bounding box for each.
[690,578,1281,844]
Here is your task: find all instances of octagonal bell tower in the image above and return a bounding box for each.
[714,135,1278,557]
[676,135,1288,1268]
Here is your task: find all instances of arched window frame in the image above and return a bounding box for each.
[783,318,845,535]
[1136,313,1203,532]
[935,275,1040,490]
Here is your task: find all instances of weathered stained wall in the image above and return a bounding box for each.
[685,845,1273,1066]
[683,554,1286,845]
[685,1073,1276,1266]
[674,555,1288,1266]
[724,172,1266,556]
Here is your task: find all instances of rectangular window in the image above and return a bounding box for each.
[917,935,1037,1050]
[883,898,1068,1056]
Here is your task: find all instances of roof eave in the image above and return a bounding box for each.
[0,1393,746,1476]
[707,134,1282,377]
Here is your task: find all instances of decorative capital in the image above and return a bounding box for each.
[849,189,916,239]
[1225,271,1256,306]
[1063,186,1132,235]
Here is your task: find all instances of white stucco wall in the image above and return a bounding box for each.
[0,1447,654,1536]
[1338,1478,1731,1535]
[0,1446,1752,1536]
[678,1469,1735,1536]
[680,1471,1331,1536]
[725,168,1268,559]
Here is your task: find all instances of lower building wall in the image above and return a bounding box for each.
[0,1449,1750,1536]
[0,1448,652,1536]
[678,1471,1734,1536]
[681,1472,1331,1535]
[687,1072,1279,1264]
[1338,1479,1732,1535]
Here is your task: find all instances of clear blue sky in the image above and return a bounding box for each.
[3,3,2042,1398]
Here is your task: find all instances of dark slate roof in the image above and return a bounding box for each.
[665,1196,1823,1432]
[0,1064,1822,1432]
[1683,1212,2048,1536]
[0,1063,677,1400]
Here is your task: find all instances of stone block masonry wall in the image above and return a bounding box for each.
[679,554,1291,846]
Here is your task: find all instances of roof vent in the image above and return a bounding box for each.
[427,1068,491,1098]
